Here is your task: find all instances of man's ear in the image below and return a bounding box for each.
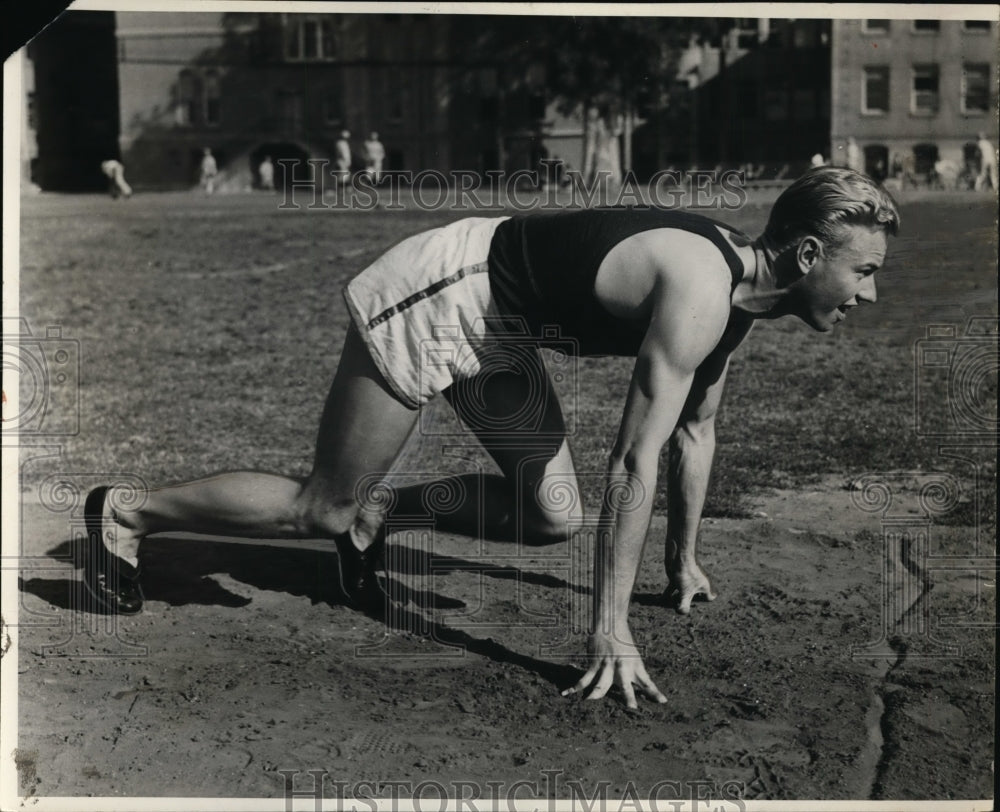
[795,236,823,274]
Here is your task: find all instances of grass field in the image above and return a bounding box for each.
[10,187,998,803]
[17,189,998,518]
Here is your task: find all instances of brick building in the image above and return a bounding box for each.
[114,11,479,189]
[831,18,998,177]
[24,11,994,192]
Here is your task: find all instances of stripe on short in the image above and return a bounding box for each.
[365,261,488,330]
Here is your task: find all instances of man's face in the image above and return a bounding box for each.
[787,225,888,332]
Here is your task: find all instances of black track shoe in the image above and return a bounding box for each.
[82,486,144,615]
[332,529,387,615]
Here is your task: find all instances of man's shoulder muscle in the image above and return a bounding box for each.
[645,258,734,374]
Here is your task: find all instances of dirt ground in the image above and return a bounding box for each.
[6,189,996,807]
[12,472,995,803]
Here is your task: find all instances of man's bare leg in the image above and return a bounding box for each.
[403,346,583,542]
[87,325,419,614]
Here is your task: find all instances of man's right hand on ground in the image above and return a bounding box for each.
[561,627,668,710]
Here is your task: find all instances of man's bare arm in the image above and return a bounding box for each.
[665,313,754,613]
[563,261,732,707]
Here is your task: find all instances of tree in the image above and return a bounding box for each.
[455,15,732,175]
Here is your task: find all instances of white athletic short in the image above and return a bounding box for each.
[344,216,511,409]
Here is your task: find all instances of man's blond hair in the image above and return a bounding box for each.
[764,167,900,252]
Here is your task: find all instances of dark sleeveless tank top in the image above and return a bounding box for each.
[487,207,750,356]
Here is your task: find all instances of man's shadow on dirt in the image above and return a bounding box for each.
[25,534,587,690]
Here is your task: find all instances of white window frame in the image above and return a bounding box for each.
[961,63,990,115]
[862,19,890,34]
[911,19,941,35]
[284,15,337,62]
[175,69,197,126]
[862,66,890,115]
[910,64,940,116]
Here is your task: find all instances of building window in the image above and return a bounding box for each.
[862,66,890,114]
[864,144,890,181]
[284,15,337,61]
[862,20,890,34]
[963,20,991,31]
[203,70,220,126]
[176,69,198,126]
[912,20,941,34]
[911,65,940,115]
[913,143,939,175]
[962,64,990,114]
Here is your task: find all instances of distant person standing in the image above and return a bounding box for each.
[200,148,218,194]
[846,137,863,174]
[363,132,385,184]
[593,113,623,189]
[889,152,903,180]
[582,108,623,203]
[975,132,997,191]
[100,159,132,199]
[259,155,275,191]
[335,130,352,186]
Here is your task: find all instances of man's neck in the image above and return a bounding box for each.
[731,235,789,316]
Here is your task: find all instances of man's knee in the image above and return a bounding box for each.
[521,483,584,545]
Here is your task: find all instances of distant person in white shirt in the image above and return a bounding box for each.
[845,137,863,174]
[101,159,132,198]
[975,132,997,192]
[335,131,352,186]
[200,148,218,194]
[363,132,386,184]
[259,155,275,191]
